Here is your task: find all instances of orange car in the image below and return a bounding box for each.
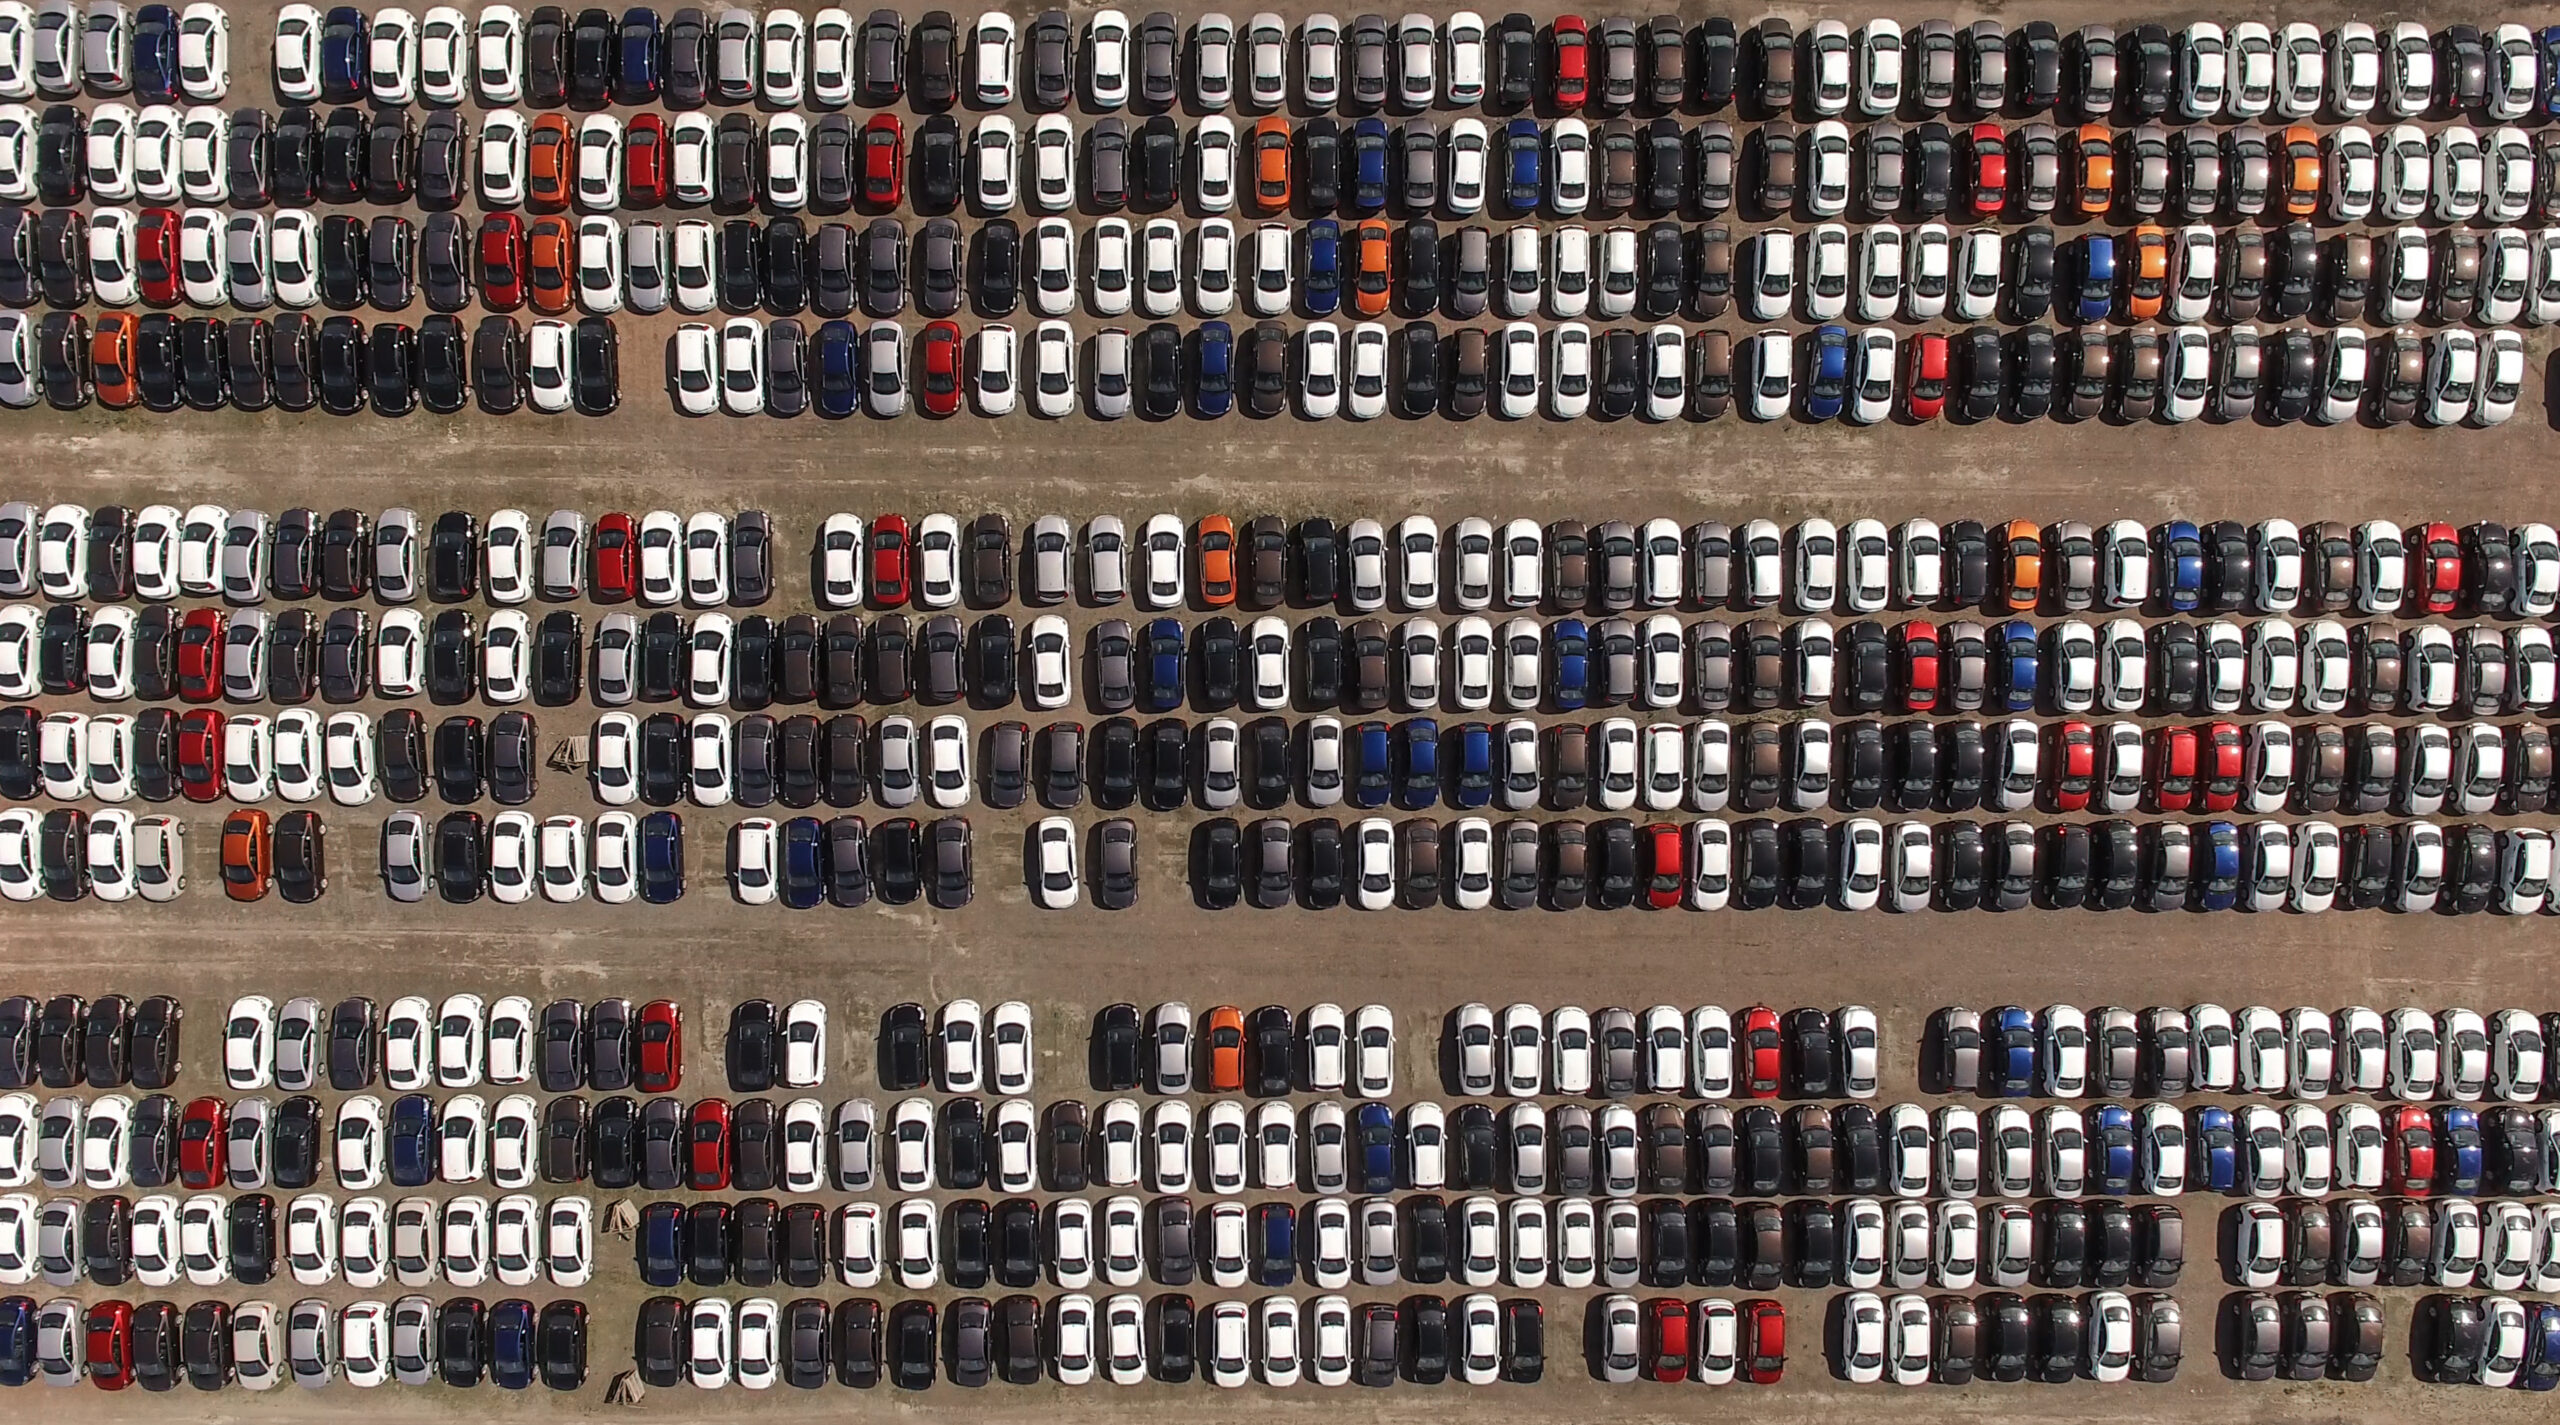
[2002,519,2043,611]
[527,113,573,209]
[2074,125,2114,215]
[1204,1005,1245,1090]
[1196,515,1237,605]
[2125,224,2168,320]
[1350,219,1391,317]
[526,217,573,314]
[1251,114,1290,213]
[91,311,139,408]
[221,809,270,902]
[2281,124,2320,216]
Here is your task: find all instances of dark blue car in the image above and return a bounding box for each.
[1803,325,1849,420]
[2435,1106,2483,1195]
[618,7,663,102]
[1398,718,1439,809]
[814,320,861,416]
[1502,119,1542,211]
[1451,722,1492,808]
[2090,1104,2136,1194]
[1349,118,1389,213]
[1356,1102,1396,1191]
[390,1092,436,1186]
[1550,619,1589,710]
[1997,620,2039,710]
[489,1298,537,1389]
[321,6,369,101]
[2158,519,2203,610]
[1140,617,1185,711]
[1303,220,1341,315]
[132,4,178,100]
[639,1201,684,1286]
[2525,1301,2560,1389]
[0,1295,35,1386]
[2197,821,2239,910]
[1192,320,1232,417]
[1986,1006,2037,1095]
[2077,235,2116,323]
[641,810,685,903]
[780,816,824,908]
[2542,29,2560,117]
[1252,1202,1296,1286]
[1351,721,1391,808]
[2192,1105,2237,1191]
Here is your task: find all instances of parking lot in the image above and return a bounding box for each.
[14,0,2560,1414]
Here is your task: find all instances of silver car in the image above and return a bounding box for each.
[380,812,428,902]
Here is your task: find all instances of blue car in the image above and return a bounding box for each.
[1451,722,1492,808]
[640,810,685,904]
[1140,618,1184,711]
[618,7,663,101]
[639,1202,684,1286]
[1356,1103,1396,1191]
[1398,718,1440,809]
[2524,1301,2560,1389]
[0,1295,32,1385]
[1550,620,1589,710]
[132,4,178,100]
[1303,220,1341,315]
[1803,326,1849,420]
[2197,821,2239,910]
[2191,1105,2238,1191]
[814,320,861,416]
[390,1092,436,1186]
[1351,721,1392,808]
[1349,117,1390,213]
[1996,620,2039,710]
[2435,1106,2483,1195]
[2077,235,2116,323]
[1252,1202,1297,1286]
[489,1298,537,1389]
[2090,1104,2136,1195]
[2158,519,2203,610]
[1502,118,1542,211]
[1987,1005,2037,1095]
[780,816,825,909]
[321,6,369,101]
[1192,320,1232,417]
[2542,29,2560,116]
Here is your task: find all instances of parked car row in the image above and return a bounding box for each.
[1935,1003,2560,1103]
[201,991,683,1094]
[12,506,2557,624]
[0,993,181,1089]
[1818,1287,2197,1385]
[2414,1291,2560,1385]
[1180,813,2560,915]
[2235,1197,2560,1294]
[0,1189,595,1290]
[225,10,2560,131]
[0,1290,590,1389]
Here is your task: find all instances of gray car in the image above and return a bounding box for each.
[381,811,429,902]
[390,1294,438,1385]
[1595,1007,1638,1097]
[1092,619,1134,710]
[1025,516,1071,604]
[222,508,270,603]
[372,507,420,602]
[80,0,129,92]
[712,7,758,100]
[275,996,325,1091]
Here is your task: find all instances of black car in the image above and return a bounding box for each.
[572,317,619,414]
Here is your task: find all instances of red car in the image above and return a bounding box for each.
[2387,1106,2434,1196]
[2199,722,2243,811]
[1645,1297,1689,1381]
[2150,725,2197,811]
[177,1096,227,1187]
[478,213,527,311]
[1902,332,1947,420]
[174,608,223,701]
[1969,122,2008,214]
[862,113,904,207]
[175,710,224,803]
[1738,1007,1781,1097]
[1642,823,1682,908]
[2049,721,2095,811]
[637,999,683,1092]
[918,320,962,415]
[623,112,667,202]
[2408,521,2461,613]
[686,1098,730,1190]
[591,511,636,599]
[1741,1299,1785,1383]
[136,208,179,306]
[868,513,911,605]
[1895,620,1939,710]
[1550,15,1589,108]
[85,1300,133,1390]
